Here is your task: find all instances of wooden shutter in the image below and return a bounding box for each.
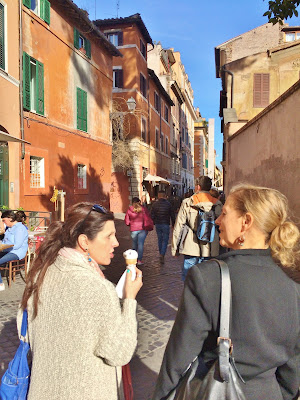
[36,61,44,115]
[82,90,87,132]
[74,28,80,49]
[0,4,4,70]
[77,88,87,132]
[117,69,123,88]
[253,73,269,108]
[42,0,51,25]
[118,31,123,46]
[85,38,91,59]
[23,0,31,9]
[23,52,31,111]
[77,88,82,130]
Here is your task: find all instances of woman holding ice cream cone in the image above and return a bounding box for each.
[18,202,142,400]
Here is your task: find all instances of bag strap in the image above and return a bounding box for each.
[211,259,232,383]
[21,309,28,339]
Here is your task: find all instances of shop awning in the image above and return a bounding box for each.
[143,174,170,184]
[167,179,183,186]
[0,131,31,144]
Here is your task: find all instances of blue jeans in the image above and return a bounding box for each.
[155,224,170,256]
[182,255,211,281]
[130,230,147,261]
[0,252,19,283]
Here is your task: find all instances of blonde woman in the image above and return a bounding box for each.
[152,184,300,400]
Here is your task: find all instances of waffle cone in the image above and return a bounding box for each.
[125,258,137,266]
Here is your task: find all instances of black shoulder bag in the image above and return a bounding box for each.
[166,259,247,400]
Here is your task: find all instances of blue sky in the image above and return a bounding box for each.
[74,0,299,166]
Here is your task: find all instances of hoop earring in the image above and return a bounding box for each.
[237,235,245,246]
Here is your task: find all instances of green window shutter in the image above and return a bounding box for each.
[77,88,87,132]
[85,39,91,59]
[42,0,51,25]
[77,88,83,130]
[23,0,31,9]
[36,61,44,115]
[23,52,31,111]
[82,91,87,132]
[74,28,80,49]
[0,4,5,70]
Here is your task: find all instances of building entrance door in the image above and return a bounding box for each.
[0,144,9,206]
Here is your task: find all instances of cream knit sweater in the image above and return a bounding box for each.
[18,253,138,400]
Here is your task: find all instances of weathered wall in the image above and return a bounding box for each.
[218,23,283,64]
[20,3,114,213]
[0,0,20,208]
[227,80,300,222]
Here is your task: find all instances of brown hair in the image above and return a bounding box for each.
[195,176,212,191]
[229,184,300,268]
[21,202,114,317]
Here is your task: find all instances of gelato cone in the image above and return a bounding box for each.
[125,258,137,266]
[123,249,138,265]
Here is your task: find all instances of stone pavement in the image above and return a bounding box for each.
[0,214,184,400]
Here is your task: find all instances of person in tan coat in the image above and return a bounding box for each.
[18,202,143,400]
[172,176,222,280]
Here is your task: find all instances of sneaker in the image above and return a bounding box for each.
[0,283,5,291]
[159,255,165,264]
[137,260,144,266]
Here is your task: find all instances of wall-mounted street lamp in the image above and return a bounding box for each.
[126,97,136,112]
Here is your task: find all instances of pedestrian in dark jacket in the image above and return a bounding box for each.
[152,183,300,400]
[151,191,175,264]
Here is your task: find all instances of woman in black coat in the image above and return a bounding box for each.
[152,184,300,400]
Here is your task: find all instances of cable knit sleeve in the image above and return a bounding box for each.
[93,280,138,366]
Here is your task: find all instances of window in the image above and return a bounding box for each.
[154,92,160,113]
[77,164,87,189]
[165,137,169,155]
[141,117,147,142]
[74,28,91,58]
[140,39,146,58]
[107,32,123,47]
[113,68,123,88]
[253,73,269,108]
[160,132,164,152]
[164,104,169,122]
[155,128,159,149]
[140,73,147,98]
[23,52,44,115]
[0,3,4,70]
[77,88,87,132]
[285,32,298,42]
[182,153,187,169]
[30,156,44,188]
[23,0,50,24]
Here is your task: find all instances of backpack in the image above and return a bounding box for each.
[196,207,216,243]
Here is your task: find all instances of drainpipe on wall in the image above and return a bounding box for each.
[19,0,25,159]
[222,65,234,108]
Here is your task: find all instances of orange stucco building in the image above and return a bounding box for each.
[95,14,173,212]
[0,0,21,208]
[18,0,120,213]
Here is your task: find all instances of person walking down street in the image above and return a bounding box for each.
[172,176,222,280]
[152,184,300,400]
[125,197,152,266]
[151,191,175,264]
[19,202,143,400]
[0,210,28,291]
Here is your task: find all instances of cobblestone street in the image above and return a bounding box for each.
[0,214,184,400]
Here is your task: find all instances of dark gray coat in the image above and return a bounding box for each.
[152,249,300,400]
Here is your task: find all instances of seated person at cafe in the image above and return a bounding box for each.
[0,210,28,291]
